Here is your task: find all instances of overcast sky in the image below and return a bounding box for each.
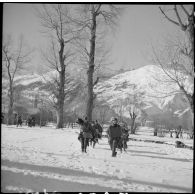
[3,3,187,74]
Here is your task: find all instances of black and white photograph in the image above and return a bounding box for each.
[1,2,194,193]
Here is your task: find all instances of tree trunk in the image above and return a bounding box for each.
[184,12,194,133]
[86,66,94,122]
[86,7,96,122]
[186,14,194,64]
[7,83,14,125]
[56,39,65,129]
[39,109,42,128]
[56,105,64,128]
[130,112,137,134]
[7,107,13,125]
[131,121,133,134]
[185,92,194,132]
[131,117,136,134]
[56,71,65,129]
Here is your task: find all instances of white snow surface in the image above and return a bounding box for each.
[1,125,193,193]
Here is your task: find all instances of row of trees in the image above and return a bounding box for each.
[2,4,121,128]
[2,4,193,130]
[35,4,121,128]
[2,35,32,125]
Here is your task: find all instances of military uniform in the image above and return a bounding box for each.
[107,124,122,157]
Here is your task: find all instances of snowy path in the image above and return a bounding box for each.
[1,125,193,193]
[1,159,121,193]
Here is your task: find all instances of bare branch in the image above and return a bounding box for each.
[180,5,190,17]
[93,77,99,87]
[152,45,179,83]
[174,5,187,31]
[95,4,102,15]
[159,6,180,26]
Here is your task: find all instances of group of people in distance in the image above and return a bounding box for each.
[76,116,129,157]
[27,116,36,127]
[15,115,36,127]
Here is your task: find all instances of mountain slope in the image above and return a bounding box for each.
[94,65,192,123]
[2,65,193,128]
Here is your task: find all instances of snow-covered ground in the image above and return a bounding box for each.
[1,125,193,193]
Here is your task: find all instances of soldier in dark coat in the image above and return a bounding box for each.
[31,116,35,127]
[94,120,103,139]
[76,118,93,153]
[84,117,96,147]
[17,115,22,127]
[120,123,129,151]
[90,121,99,148]
[107,117,122,157]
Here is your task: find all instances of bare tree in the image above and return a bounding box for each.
[159,5,194,65]
[71,4,121,122]
[93,100,110,125]
[158,5,194,112]
[150,35,194,134]
[36,4,79,128]
[2,35,31,125]
[149,5,194,131]
[152,39,194,111]
[124,86,146,134]
[112,99,126,123]
[140,110,148,126]
[98,105,110,125]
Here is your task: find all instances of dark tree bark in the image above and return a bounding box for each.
[56,40,66,128]
[130,112,137,134]
[86,6,97,122]
[74,4,120,122]
[7,66,14,125]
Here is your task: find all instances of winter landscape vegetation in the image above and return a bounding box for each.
[2,3,194,193]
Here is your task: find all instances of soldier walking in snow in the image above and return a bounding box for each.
[120,123,129,151]
[76,118,93,153]
[84,117,96,147]
[17,115,22,127]
[90,121,99,148]
[94,120,103,139]
[27,116,32,127]
[107,117,122,157]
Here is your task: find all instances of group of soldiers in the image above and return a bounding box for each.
[76,116,129,157]
[76,117,103,152]
[14,115,36,127]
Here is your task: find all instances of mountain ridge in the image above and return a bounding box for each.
[2,64,192,129]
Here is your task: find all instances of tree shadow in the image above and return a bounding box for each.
[130,153,192,162]
[95,147,111,151]
[129,145,157,148]
[126,149,168,156]
[2,159,192,193]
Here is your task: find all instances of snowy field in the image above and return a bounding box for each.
[1,125,193,193]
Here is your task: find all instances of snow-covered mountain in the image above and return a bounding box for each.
[2,65,193,128]
[94,65,193,126]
